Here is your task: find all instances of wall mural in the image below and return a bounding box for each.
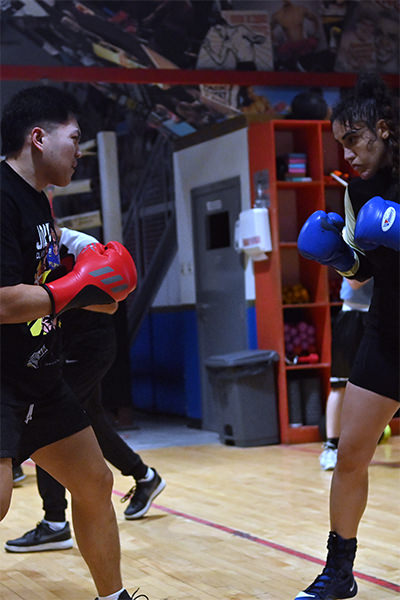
[1,0,398,301]
[1,0,399,142]
[2,0,398,73]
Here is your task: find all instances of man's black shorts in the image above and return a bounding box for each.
[0,378,90,463]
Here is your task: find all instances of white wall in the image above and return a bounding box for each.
[153,126,256,307]
[152,254,181,306]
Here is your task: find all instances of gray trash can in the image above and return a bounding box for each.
[205,349,279,447]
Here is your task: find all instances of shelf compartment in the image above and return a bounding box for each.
[280,245,328,304]
[274,121,323,181]
[278,187,324,242]
[287,369,327,431]
[283,305,331,364]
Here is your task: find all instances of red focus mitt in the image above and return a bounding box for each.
[42,241,137,316]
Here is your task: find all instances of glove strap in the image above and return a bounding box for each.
[41,283,56,318]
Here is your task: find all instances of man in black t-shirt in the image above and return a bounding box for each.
[0,86,143,600]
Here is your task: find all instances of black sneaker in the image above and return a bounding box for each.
[12,465,26,485]
[4,520,73,552]
[122,469,166,520]
[294,568,358,599]
[294,531,358,599]
[95,589,149,600]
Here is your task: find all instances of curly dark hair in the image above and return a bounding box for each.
[331,73,399,179]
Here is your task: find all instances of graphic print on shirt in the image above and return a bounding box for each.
[28,222,60,341]
[26,344,49,369]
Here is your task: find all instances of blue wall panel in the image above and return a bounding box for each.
[151,311,187,416]
[130,305,257,419]
[130,314,155,411]
[247,303,258,350]
[182,310,202,420]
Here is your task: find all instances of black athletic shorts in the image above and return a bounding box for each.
[349,332,400,402]
[0,378,90,463]
[330,310,368,388]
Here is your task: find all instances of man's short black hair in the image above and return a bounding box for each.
[1,85,80,156]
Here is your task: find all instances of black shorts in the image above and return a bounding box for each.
[349,333,400,402]
[0,378,90,464]
[330,310,368,388]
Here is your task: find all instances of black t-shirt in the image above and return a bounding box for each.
[347,167,399,351]
[0,161,63,395]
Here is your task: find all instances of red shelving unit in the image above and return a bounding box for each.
[248,119,346,443]
[249,118,399,443]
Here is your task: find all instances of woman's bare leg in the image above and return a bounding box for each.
[330,382,398,538]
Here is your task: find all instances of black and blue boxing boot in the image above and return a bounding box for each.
[294,531,358,599]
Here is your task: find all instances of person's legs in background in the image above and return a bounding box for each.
[12,460,26,485]
[320,300,368,472]
[62,312,166,520]
[5,386,166,552]
[319,386,345,471]
[60,311,165,521]
[5,317,166,554]
[83,383,166,520]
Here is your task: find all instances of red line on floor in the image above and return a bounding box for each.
[113,488,400,594]
[23,460,398,592]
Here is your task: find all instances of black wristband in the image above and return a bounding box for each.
[40,283,56,318]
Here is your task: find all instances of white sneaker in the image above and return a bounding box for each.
[319,442,337,471]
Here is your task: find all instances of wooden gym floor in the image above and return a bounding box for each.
[1,437,399,599]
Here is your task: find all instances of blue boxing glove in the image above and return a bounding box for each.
[354,196,400,251]
[298,210,357,274]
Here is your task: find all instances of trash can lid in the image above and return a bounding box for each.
[205,349,279,368]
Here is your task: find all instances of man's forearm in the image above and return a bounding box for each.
[0,284,52,324]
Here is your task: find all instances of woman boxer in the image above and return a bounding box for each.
[295,73,399,599]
